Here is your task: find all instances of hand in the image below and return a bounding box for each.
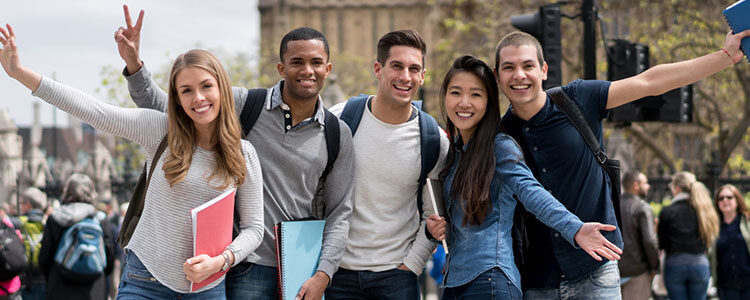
[573,222,622,262]
[295,271,329,300]
[183,254,222,283]
[426,214,447,241]
[723,29,750,64]
[114,4,144,74]
[0,24,40,91]
[0,24,22,78]
[397,263,413,273]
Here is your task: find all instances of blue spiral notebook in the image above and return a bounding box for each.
[724,0,750,62]
[274,219,326,300]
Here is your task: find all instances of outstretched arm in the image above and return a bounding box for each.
[115,4,145,75]
[0,24,41,91]
[1,24,166,150]
[607,30,750,109]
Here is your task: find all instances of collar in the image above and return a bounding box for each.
[672,192,690,203]
[269,80,327,125]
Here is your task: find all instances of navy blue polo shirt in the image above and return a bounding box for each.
[501,79,624,290]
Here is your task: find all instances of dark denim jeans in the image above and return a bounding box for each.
[117,251,226,299]
[225,262,278,300]
[718,287,750,300]
[443,268,521,300]
[663,259,709,300]
[325,267,419,300]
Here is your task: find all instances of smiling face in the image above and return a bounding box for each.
[717,188,738,218]
[374,45,425,107]
[277,39,331,103]
[496,44,548,108]
[175,67,221,133]
[446,72,488,142]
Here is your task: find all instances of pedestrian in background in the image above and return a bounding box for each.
[709,184,750,300]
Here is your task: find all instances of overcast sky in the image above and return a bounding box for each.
[0,0,259,127]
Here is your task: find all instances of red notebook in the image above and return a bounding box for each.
[190,188,235,291]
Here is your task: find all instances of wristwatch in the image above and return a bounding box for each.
[220,252,230,272]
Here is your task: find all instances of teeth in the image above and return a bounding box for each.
[394,85,410,91]
[511,85,530,90]
[457,112,472,118]
[194,105,210,113]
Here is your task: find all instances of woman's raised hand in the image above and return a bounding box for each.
[0,24,41,91]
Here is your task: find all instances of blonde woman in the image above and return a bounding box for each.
[0,24,264,299]
[658,171,719,300]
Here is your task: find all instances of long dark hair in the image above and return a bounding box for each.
[439,55,503,226]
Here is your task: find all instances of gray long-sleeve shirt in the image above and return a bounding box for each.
[33,76,264,293]
[125,66,355,277]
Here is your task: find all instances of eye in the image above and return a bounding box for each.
[180,88,192,94]
[202,83,214,89]
[410,67,420,73]
[472,92,482,97]
[449,91,460,96]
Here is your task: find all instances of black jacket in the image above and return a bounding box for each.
[38,203,115,300]
[658,194,707,255]
[619,193,660,277]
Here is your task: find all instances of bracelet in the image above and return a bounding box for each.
[721,48,736,63]
[220,252,230,272]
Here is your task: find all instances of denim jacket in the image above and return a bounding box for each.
[442,133,584,292]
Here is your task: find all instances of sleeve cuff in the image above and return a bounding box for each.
[317,260,336,287]
[562,219,584,248]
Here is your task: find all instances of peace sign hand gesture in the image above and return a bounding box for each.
[114,4,145,74]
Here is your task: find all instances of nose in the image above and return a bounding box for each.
[397,68,410,82]
[301,63,314,75]
[457,94,472,108]
[194,89,206,103]
[512,68,526,81]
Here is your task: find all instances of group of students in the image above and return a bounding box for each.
[0,4,749,299]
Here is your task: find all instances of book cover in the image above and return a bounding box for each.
[190,188,235,292]
[426,178,449,253]
[724,0,750,62]
[275,219,326,300]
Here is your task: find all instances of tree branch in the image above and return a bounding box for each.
[623,124,676,174]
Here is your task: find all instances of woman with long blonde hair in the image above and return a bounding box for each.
[0,24,264,299]
[658,171,719,300]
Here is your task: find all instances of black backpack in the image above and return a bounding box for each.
[0,221,27,281]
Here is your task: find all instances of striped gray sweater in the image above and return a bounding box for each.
[33,76,264,293]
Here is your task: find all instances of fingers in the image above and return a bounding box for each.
[586,249,603,261]
[736,29,750,39]
[295,284,308,300]
[123,4,133,28]
[0,26,8,40]
[135,9,145,30]
[114,27,125,42]
[603,239,622,255]
[7,24,14,37]
[597,224,616,232]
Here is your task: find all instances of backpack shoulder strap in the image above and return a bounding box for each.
[546,87,607,164]
[416,106,441,218]
[546,87,622,227]
[240,88,268,136]
[339,94,370,136]
[322,108,341,178]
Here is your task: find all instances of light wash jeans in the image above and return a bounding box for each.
[523,261,621,300]
[117,251,226,300]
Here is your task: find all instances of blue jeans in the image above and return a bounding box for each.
[325,267,419,300]
[20,282,45,300]
[443,268,521,300]
[524,261,621,300]
[718,287,750,300]
[117,251,226,299]
[664,254,711,300]
[225,262,278,300]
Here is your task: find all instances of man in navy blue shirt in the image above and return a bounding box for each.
[493,30,750,299]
